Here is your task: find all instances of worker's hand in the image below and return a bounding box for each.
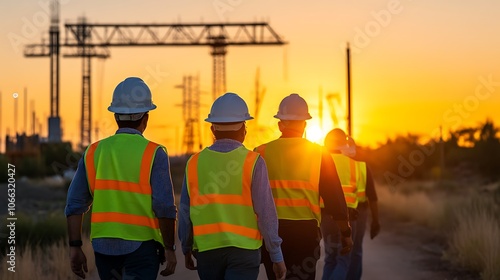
[273,261,287,280]
[370,220,381,239]
[160,249,177,276]
[70,247,88,279]
[340,236,353,255]
[184,251,197,270]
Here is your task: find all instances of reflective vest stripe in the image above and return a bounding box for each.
[139,142,160,186]
[357,191,366,198]
[270,180,320,192]
[331,154,359,209]
[187,151,257,207]
[274,198,321,214]
[85,141,100,194]
[187,147,262,252]
[254,145,266,159]
[87,141,158,195]
[193,222,261,240]
[256,138,322,224]
[85,134,163,244]
[91,212,160,229]
[93,180,151,195]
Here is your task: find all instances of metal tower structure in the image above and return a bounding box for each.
[175,75,202,154]
[63,17,109,149]
[24,0,62,142]
[346,42,352,136]
[63,21,286,102]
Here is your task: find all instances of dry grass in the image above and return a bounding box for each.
[445,197,500,280]
[378,182,500,280]
[0,237,96,280]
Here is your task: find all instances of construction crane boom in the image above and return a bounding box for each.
[63,22,285,46]
[24,19,286,150]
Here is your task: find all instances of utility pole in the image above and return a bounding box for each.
[346,42,352,136]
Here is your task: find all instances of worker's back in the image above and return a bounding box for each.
[255,137,323,223]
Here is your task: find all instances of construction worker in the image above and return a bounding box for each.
[178,92,287,280]
[65,77,177,279]
[343,136,380,280]
[321,128,380,280]
[255,93,352,280]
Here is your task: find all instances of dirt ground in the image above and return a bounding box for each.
[1,180,478,280]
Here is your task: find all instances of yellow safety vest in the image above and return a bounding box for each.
[255,138,322,225]
[356,161,368,203]
[85,134,163,244]
[186,146,262,252]
[331,154,359,209]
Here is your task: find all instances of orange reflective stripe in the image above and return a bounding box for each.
[86,141,100,195]
[92,212,159,229]
[342,185,356,193]
[94,179,152,195]
[194,222,261,240]
[189,151,256,206]
[242,151,258,197]
[274,198,321,214]
[345,196,357,204]
[139,142,159,186]
[255,145,266,158]
[357,191,366,198]
[270,180,319,192]
[187,153,200,198]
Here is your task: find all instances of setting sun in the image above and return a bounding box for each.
[305,123,326,144]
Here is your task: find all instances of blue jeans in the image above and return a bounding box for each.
[346,202,368,280]
[195,247,261,280]
[320,211,358,280]
[94,240,160,280]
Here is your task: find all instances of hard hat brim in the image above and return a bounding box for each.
[205,116,254,123]
[273,114,312,120]
[108,104,157,114]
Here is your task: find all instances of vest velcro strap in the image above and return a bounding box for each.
[92,212,159,229]
[94,179,152,195]
[194,222,262,240]
[274,198,321,214]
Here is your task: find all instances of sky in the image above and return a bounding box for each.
[1,0,500,155]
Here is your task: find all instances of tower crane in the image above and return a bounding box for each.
[25,14,286,149]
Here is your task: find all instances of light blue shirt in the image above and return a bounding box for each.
[64,128,177,255]
[178,139,284,263]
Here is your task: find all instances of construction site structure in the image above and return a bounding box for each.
[175,75,202,155]
[25,13,286,150]
[24,0,62,143]
[346,42,352,136]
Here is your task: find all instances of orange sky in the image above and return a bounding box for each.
[1,0,500,155]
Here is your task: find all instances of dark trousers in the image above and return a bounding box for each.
[195,247,261,280]
[94,240,160,280]
[262,219,321,280]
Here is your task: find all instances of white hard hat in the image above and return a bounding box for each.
[205,92,254,123]
[274,93,312,120]
[108,77,157,114]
